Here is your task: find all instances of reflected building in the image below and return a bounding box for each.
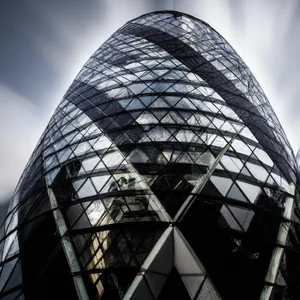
[1,10,300,300]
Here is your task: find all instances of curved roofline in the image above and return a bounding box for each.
[123,10,229,52]
[125,10,212,29]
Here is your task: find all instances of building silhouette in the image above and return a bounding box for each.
[0,10,299,300]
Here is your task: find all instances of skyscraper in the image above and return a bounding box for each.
[0,10,299,300]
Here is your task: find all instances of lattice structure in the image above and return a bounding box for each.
[0,10,299,300]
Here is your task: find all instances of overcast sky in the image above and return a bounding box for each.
[0,0,300,207]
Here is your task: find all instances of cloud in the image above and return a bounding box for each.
[0,83,49,203]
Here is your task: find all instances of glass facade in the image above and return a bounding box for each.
[0,10,299,300]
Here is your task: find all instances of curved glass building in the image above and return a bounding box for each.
[0,10,299,300]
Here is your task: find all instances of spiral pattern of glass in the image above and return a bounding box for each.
[0,10,299,300]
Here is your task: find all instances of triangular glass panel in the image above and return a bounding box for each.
[150,81,171,93]
[163,96,181,107]
[140,136,152,143]
[220,155,243,173]
[114,131,133,145]
[152,69,170,78]
[147,126,171,142]
[138,95,159,107]
[175,98,197,110]
[129,110,144,121]
[102,150,124,169]
[113,113,135,128]
[125,127,145,143]
[161,113,176,124]
[186,115,200,126]
[73,141,92,157]
[198,151,215,166]
[77,179,97,198]
[157,267,191,300]
[220,205,243,231]
[139,71,157,80]
[3,260,22,291]
[178,152,194,164]
[229,205,255,231]
[151,174,194,218]
[174,227,208,299]
[126,98,146,110]
[81,156,101,173]
[118,99,131,109]
[72,179,86,192]
[215,163,224,170]
[135,112,159,125]
[227,184,247,202]
[236,181,261,204]
[210,176,233,197]
[150,110,168,121]
[149,98,170,108]
[240,166,252,177]
[128,148,151,164]
[245,162,268,182]
[91,175,111,193]
[101,176,119,194]
[197,277,222,300]
[0,258,18,291]
[1,291,22,300]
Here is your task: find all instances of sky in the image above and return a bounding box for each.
[0,0,300,209]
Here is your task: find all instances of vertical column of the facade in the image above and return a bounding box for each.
[259,183,295,300]
[47,188,89,300]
